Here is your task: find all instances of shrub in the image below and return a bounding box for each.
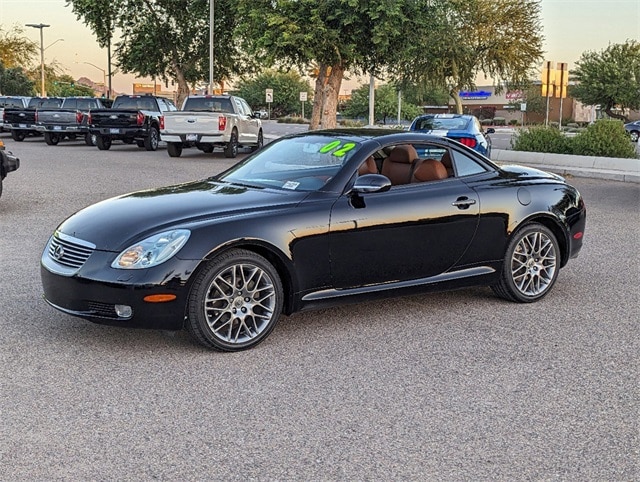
[480,119,493,126]
[571,119,638,158]
[277,116,309,124]
[339,119,365,127]
[508,119,519,126]
[492,117,507,126]
[512,126,573,154]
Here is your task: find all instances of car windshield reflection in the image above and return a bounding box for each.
[219,135,362,191]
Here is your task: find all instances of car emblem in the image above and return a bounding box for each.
[54,114,60,118]
[110,114,118,119]
[52,244,65,260]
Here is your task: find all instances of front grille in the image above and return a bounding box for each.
[48,232,95,270]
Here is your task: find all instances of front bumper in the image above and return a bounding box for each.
[41,243,200,331]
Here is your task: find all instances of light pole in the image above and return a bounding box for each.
[209,0,215,94]
[78,60,107,97]
[25,23,50,96]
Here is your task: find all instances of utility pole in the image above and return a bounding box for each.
[25,23,50,97]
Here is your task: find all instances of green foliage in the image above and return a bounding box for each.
[235,70,312,117]
[393,0,544,113]
[0,25,38,69]
[570,40,640,122]
[513,121,638,158]
[343,83,422,123]
[277,116,310,124]
[512,126,573,154]
[571,120,638,158]
[48,74,95,97]
[0,61,35,95]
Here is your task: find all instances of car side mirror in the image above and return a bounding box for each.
[351,174,392,194]
[486,127,496,134]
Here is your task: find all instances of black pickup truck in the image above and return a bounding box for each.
[0,140,20,200]
[36,97,107,146]
[3,97,64,141]
[88,95,178,151]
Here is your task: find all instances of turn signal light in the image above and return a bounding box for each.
[143,294,177,303]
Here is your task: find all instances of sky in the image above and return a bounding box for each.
[1,0,639,95]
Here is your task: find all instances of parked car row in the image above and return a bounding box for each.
[1,94,264,158]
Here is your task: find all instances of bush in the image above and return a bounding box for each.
[571,119,638,158]
[493,117,507,126]
[512,126,573,154]
[277,116,309,124]
[339,119,365,127]
[508,119,519,126]
[480,119,493,126]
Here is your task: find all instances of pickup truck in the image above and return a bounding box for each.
[88,95,177,151]
[35,97,107,146]
[0,96,31,132]
[0,140,20,201]
[160,95,263,158]
[3,97,64,142]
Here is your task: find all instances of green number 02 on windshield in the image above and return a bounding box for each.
[319,140,356,157]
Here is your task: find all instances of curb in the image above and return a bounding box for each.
[491,149,640,183]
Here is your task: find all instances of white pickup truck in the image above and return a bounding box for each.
[161,95,263,158]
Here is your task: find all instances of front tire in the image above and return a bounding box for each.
[630,130,639,143]
[224,129,238,158]
[251,130,264,152]
[492,223,560,302]
[96,135,112,150]
[144,126,159,151]
[85,133,97,146]
[167,142,182,158]
[186,249,284,352]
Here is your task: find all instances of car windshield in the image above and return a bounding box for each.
[414,116,470,131]
[219,135,362,191]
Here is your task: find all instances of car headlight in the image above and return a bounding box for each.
[111,229,190,269]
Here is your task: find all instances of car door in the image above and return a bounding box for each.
[328,176,480,289]
[234,97,259,145]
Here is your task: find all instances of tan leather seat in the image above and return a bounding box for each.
[412,159,448,182]
[440,151,454,177]
[358,156,378,175]
[381,145,419,185]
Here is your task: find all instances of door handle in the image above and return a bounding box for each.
[452,197,477,208]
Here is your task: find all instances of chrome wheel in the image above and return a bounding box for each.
[510,231,557,297]
[187,249,283,351]
[204,263,276,344]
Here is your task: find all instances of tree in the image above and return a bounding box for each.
[235,70,312,118]
[66,0,123,98]
[570,40,640,122]
[392,0,544,114]
[236,0,412,129]
[0,25,38,69]
[0,61,35,95]
[67,0,246,106]
[48,74,96,97]
[343,83,422,124]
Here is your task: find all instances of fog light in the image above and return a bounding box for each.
[115,305,133,318]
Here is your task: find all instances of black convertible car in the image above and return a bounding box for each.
[41,129,586,351]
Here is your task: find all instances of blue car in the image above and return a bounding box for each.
[624,120,640,142]
[409,114,495,157]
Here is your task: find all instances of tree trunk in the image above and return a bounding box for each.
[171,60,189,108]
[309,63,328,130]
[319,62,345,129]
[604,102,628,122]
[450,89,463,114]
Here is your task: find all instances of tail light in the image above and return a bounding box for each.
[76,111,84,124]
[136,111,145,126]
[88,113,92,125]
[218,116,227,131]
[159,116,164,130]
[35,111,38,123]
[455,137,477,148]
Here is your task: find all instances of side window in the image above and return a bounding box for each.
[240,99,253,116]
[156,98,167,112]
[233,98,247,116]
[451,150,488,177]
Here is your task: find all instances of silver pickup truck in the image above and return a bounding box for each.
[160,95,263,158]
[35,97,107,146]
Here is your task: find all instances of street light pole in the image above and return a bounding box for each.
[26,23,50,97]
[77,60,107,97]
[209,0,215,94]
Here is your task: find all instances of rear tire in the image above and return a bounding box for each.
[491,223,560,303]
[11,130,25,142]
[96,135,112,150]
[186,249,284,352]
[85,133,97,146]
[167,142,182,158]
[144,126,159,151]
[251,130,264,152]
[224,129,238,158]
[630,130,639,143]
[44,132,60,145]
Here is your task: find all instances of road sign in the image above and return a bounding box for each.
[299,92,308,102]
[265,88,273,103]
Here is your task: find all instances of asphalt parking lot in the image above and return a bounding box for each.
[0,135,638,480]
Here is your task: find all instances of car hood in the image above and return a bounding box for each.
[57,179,305,250]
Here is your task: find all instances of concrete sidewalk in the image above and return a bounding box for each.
[491,149,640,183]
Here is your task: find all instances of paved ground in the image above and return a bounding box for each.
[0,134,638,480]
